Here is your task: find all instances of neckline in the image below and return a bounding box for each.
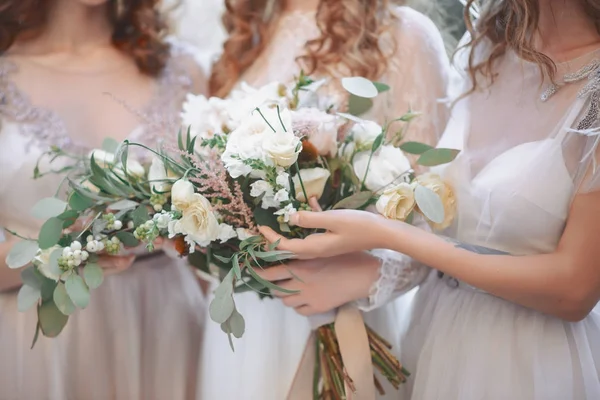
[0,57,169,151]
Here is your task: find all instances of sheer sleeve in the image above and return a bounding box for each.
[356,215,431,312]
[370,7,450,150]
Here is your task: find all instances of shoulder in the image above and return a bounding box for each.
[162,37,208,95]
[390,6,446,52]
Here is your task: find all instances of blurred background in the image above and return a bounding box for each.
[162,0,468,72]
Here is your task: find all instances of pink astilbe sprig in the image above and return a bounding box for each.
[167,146,255,230]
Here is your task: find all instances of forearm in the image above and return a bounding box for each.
[378,220,586,320]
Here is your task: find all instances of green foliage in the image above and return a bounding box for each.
[417,148,460,167]
[83,263,104,289]
[65,274,90,309]
[414,184,444,224]
[38,218,64,249]
[31,198,67,220]
[6,240,39,269]
[38,300,68,338]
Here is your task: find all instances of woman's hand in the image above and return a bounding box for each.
[258,209,393,260]
[255,252,381,316]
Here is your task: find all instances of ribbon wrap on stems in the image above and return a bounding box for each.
[287,304,376,400]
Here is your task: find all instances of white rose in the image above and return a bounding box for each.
[33,246,61,281]
[174,193,220,247]
[118,159,145,179]
[376,183,416,221]
[228,82,289,124]
[415,173,457,231]
[292,168,331,202]
[353,145,411,192]
[262,132,301,167]
[291,108,340,157]
[171,179,196,211]
[351,120,383,147]
[273,188,290,203]
[217,223,237,243]
[89,149,115,167]
[153,212,173,229]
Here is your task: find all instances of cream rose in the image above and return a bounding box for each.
[292,168,331,202]
[171,179,196,211]
[262,132,301,167]
[375,183,416,221]
[415,173,457,231]
[176,193,220,247]
[351,120,383,147]
[33,246,61,281]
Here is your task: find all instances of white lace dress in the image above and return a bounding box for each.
[393,40,600,399]
[199,7,450,400]
[0,45,206,400]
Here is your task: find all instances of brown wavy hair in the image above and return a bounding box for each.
[210,0,399,98]
[0,0,170,76]
[462,0,600,91]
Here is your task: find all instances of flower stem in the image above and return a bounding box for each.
[276,105,287,132]
[294,161,309,202]
[253,107,276,133]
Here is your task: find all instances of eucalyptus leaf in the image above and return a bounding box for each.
[414,184,444,224]
[213,254,232,263]
[347,95,373,116]
[341,77,379,98]
[400,141,434,155]
[110,199,139,211]
[38,300,69,338]
[417,148,460,167]
[6,240,39,269]
[83,263,104,289]
[57,210,79,229]
[21,266,42,290]
[253,250,295,263]
[40,277,58,301]
[239,235,262,250]
[229,308,245,339]
[101,138,120,153]
[31,322,41,349]
[131,205,150,227]
[232,253,241,280]
[69,190,96,212]
[65,274,90,309]
[53,282,76,315]
[115,231,140,248]
[373,82,391,93]
[371,133,385,153]
[30,198,67,220]
[220,321,235,352]
[38,218,63,249]
[208,270,235,324]
[332,191,373,210]
[92,219,108,237]
[17,284,41,312]
[246,266,298,294]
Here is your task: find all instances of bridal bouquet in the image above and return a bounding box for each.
[6,73,458,398]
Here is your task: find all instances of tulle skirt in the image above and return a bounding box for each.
[399,271,600,400]
[0,253,205,400]
[199,286,416,400]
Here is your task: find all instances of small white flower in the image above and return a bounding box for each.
[154,204,163,212]
[274,204,297,223]
[81,251,89,261]
[273,188,290,203]
[73,250,82,259]
[62,247,72,257]
[250,180,274,198]
[236,228,254,241]
[276,172,290,190]
[71,241,82,251]
[217,224,237,243]
[153,212,172,230]
[351,120,383,148]
[86,235,93,243]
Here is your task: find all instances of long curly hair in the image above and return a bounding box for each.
[0,0,170,76]
[462,0,600,91]
[209,0,399,98]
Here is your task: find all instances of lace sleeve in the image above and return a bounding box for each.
[370,7,450,152]
[355,215,431,312]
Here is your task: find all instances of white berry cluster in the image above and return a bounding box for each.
[133,220,158,242]
[104,236,122,255]
[58,241,90,271]
[102,213,123,231]
[85,235,106,253]
[150,193,168,212]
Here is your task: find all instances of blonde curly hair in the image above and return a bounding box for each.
[462,0,600,91]
[209,0,400,97]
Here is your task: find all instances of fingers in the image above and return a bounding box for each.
[308,197,323,212]
[289,210,344,231]
[258,226,287,245]
[254,265,293,282]
[294,305,318,316]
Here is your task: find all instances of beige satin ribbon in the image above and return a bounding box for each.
[287,304,375,400]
